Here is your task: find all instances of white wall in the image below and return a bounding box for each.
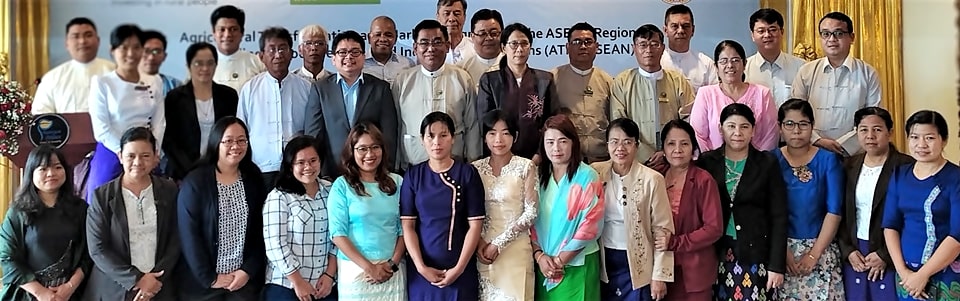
[903,0,960,162]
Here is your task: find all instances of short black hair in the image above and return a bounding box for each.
[481,109,519,138]
[259,27,293,52]
[210,5,246,31]
[66,17,97,34]
[109,24,144,50]
[633,24,664,42]
[275,135,324,195]
[720,103,756,126]
[470,9,503,33]
[778,98,816,124]
[905,110,949,140]
[664,4,695,24]
[186,42,218,66]
[199,116,262,178]
[661,119,701,154]
[607,118,641,141]
[749,8,785,30]
[420,111,456,137]
[820,11,854,34]
[141,30,168,50]
[568,22,598,42]
[713,40,747,82]
[854,107,894,130]
[436,0,467,11]
[120,127,157,152]
[500,23,534,46]
[331,30,366,53]
[413,19,449,42]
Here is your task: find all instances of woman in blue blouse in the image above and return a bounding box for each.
[86,24,165,201]
[401,111,485,301]
[773,99,845,300]
[262,135,337,301]
[329,122,406,301]
[883,110,960,301]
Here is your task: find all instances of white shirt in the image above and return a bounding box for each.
[291,66,332,83]
[214,50,266,92]
[446,37,476,64]
[661,48,718,93]
[392,64,480,166]
[855,164,883,240]
[236,72,312,173]
[745,52,806,107]
[88,72,165,153]
[790,56,882,141]
[263,180,334,289]
[32,58,115,114]
[196,98,216,156]
[123,184,158,274]
[364,53,416,85]
[602,171,628,250]
[456,53,501,86]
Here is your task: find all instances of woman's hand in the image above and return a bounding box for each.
[797,251,818,275]
[50,281,77,300]
[482,243,500,263]
[847,251,867,272]
[33,288,63,301]
[431,266,464,288]
[654,228,671,251]
[766,271,784,290]
[785,251,799,276]
[314,274,335,298]
[898,270,930,300]
[650,280,667,300]
[210,273,234,289]
[863,252,887,281]
[417,266,445,283]
[225,269,249,291]
[291,277,317,301]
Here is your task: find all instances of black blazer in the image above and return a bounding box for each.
[696,146,788,273]
[176,164,266,298]
[84,176,180,301]
[837,147,914,265]
[304,73,398,177]
[162,82,239,180]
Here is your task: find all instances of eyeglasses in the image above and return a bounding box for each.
[416,40,447,49]
[145,48,163,56]
[781,120,812,130]
[635,41,663,50]
[506,41,531,50]
[220,139,249,146]
[335,49,363,58]
[717,58,743,65]
[265,47,289,55]
[753,27,781,35]
[302,40,326,48]
[570,39,596,47]
[191,60,216,68]
[819,30,850,40]
[607,139,637,147]
[473,30,501,39]
[354,144,382,154]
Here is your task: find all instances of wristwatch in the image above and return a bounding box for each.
[387,258,400,272]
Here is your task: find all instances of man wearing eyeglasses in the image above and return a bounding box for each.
[210,5,266,92]
[660,4,718,94]
[745,8,805,108]
[791,12,881,156]
[140,30,182,95]
[306,30,398,177]
[365,16,416,85]
[550,22,615,163]
[457,9,503,85]
[292,24,332,82]
[611,24,695,163]
[393,19,480,168]
[236,27,313,188]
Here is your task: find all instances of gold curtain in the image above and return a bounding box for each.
[790,0,906,150]
[0,0,50,219]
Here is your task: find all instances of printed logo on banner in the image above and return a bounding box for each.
[662,0,691,4]
[290,0,380,4]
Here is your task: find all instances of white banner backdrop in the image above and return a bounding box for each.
[49,0,758,79]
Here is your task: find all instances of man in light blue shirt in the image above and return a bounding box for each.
[364,16,415,85]
[236,27,312,188]
[140,30,182,94]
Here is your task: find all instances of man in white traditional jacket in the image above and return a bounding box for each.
[32,17,115,114]
[660,4,718,94]
[611,24,696,162]
[550,22,615,163]
[292,24,332,82]
[209,5,266,92]
[393,20,480,168]
[456,8,503,85]
[436,0,475,64]
[235,27,312,189]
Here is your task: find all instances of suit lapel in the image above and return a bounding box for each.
[353,81,372,122]
[323,78,352,131]
[110,180,132,257]
[732,150,759,204]
[151,176,169,264]
[872,153,898,211]
[182,83,201,137]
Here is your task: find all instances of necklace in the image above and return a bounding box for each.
[197,99,214,118]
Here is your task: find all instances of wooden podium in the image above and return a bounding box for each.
[7,113,96,168]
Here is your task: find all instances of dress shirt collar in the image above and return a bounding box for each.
[218,49,238,60]
[637,67,664,80]
[298,66,327,79]
[666,47,695,60]
[365,52,401,65]
[70,59,99,67]
[821,55,856,72]
[570,65,594,76]
[757,51,788,72]
[476,53,502,65]
[336,73,365,86]
[420,64,446,78]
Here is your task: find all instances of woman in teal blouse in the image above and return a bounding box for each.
[329,122,407,301]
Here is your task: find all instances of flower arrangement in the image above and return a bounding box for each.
[0,76,33,156]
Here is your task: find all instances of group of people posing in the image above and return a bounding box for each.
[0,0,956,301]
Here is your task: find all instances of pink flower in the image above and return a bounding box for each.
[0,130,7,139]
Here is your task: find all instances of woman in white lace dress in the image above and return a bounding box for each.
[471,109,539,301]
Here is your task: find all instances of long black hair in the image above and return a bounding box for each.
[275,135,324,195]
[198,116,261,178]
[12,145,83,224]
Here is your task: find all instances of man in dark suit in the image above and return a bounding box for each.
[305,30,398,177]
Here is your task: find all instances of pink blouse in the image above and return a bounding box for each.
[689,84,779,151]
